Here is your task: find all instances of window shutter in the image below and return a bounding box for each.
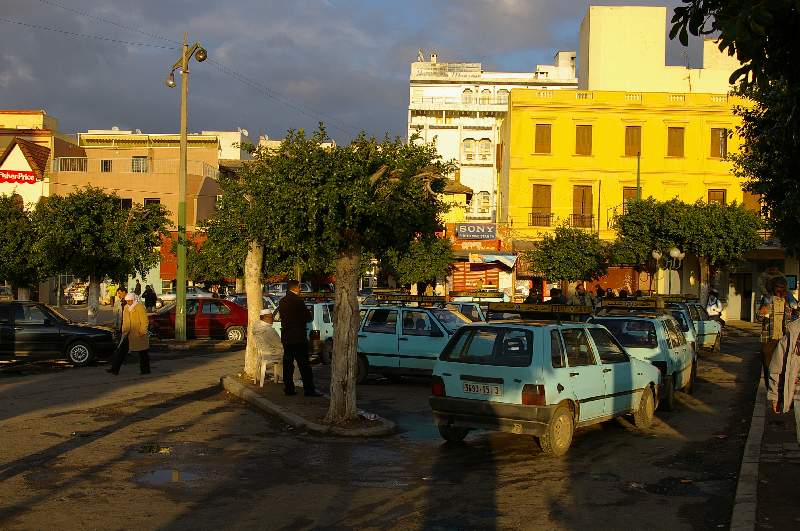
[710,128,728,158]
[625,126,641,157]
[535,124,551,154]
[668,127,685,157]
[576,125,592,155]
[708,189,726,205]
[531,184,551,211]
[622,186,638,213]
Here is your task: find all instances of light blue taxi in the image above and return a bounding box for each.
[685,300,722,352]
[357,295,471,383]
[591,299,696,411]
[429,303,662,456]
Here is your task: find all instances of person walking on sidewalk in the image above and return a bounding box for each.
[108,293,151,375]
[112,286,128,337]
[758,277,797,385]
[277,280,322,397]
[706,289,725,327]
[134,279,142,297]
[142,285,157,313]
[767,318,800,444]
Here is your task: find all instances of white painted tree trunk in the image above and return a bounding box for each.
[235,278,245,293]
[243,241,264,377]
[326,250,361,424]
[16,286,30,301]
[87,277,100,325]
[698,256,711,307]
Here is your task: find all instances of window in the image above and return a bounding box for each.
[187,300,199,315]
[588,328,628,364]
[710,128,728,158]
[480,89,491,104]
[572,185,593,228]
[687,305,701,321]
[497,89,509,103]
[561,328,597,367]
[131,156,149,173]
[443,328,498,363]
[550,330,566,368]
[476,191,490,213]
[667,127,685,157]
[708,189,726,205]
[534,124,551,154]
[205,301,231,315]
[462,138,475,161]
[575,125,592,156]
[592,318,657,349]
[363,309,398,334]
[625,126,642,157]
[478,139,492,161]
[100,159,113,173]
[665,316,687,344]
[530,184,552,226]
[622,187,639,214]
[144,198,160,206]
[14,305,49,324]
[441,327,533,367]
[461,88,474,104]
[322,304,332,324]
[118,198,132,210]
[495,329,533,367]
[402,310,438,337]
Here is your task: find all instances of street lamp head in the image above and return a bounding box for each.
[194,47,208,62]
[165,72,176,88]
[678,251,686,260]
[669,247,681,259]
[651,250,662,260]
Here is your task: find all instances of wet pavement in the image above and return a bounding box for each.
[0,330,761,530]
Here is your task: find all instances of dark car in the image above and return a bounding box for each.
[0,301,116,366]
[148,298,248,341]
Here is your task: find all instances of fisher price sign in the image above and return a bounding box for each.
[0,170,36,184]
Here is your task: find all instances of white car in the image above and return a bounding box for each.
[156,287,215,309]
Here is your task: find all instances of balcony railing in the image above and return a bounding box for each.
[54,157,219,178]
[410,95,509,106]
[528,211,554,227]
[570,213,594,229]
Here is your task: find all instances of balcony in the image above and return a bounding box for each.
[55,157,219,179]
[570,213,594,229]
[409,95,509,111]
[528,211,554,227]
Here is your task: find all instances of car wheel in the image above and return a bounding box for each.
[538,404,574,457]
[685,361,697,395]
[659,374,676,412]
[226,326,246,342]
[356,354,368,384]
[66,341,94,367]
[633,387,655,428]
[712,334,721,353]
[438,425,470,443]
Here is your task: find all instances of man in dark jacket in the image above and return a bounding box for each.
[278,280,323,396]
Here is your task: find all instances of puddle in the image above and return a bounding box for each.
[137,468,201,485]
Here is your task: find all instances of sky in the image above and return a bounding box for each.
[1,0,698,143]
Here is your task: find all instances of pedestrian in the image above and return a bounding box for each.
[758,277,797,385]
[568,283,595,308]
[619,289,629,300]
[112,286,128,337]
[706,289,725,327]
[108,292,150,375]
[595,285,606,299]
[134,279,142,296]
[252,309,286,384]
[767,318,800,444]
[142,285,157,313]
[545,288,566,305]
[277,280,323,397]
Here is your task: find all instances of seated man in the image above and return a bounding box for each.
[252,309,288,385]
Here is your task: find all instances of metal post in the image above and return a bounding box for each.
[175,32,189,342]
[636,151,641,201]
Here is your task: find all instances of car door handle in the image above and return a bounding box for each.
[569,372,579,377]
[602,368,612,373]
[398,337,408,341]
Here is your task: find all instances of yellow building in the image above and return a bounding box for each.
[498,89,751,243]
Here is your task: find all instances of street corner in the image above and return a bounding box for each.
[219,374,396,437]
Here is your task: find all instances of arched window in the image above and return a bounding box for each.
[461,88,474,104]
[480,89,492,104]
[462,138,475,161]
[497,89,509,103]
[479,139,492,161]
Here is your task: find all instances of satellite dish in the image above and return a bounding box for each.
[241,129,249,137]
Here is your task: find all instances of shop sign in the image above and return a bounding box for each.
[0,170,36,184]
[455,223,496,240]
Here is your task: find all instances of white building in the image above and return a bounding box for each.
[408,50,578,221]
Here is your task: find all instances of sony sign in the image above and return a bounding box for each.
[455,223,496,240]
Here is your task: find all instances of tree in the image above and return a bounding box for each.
[384,236,454,291]
[523,225,608,284]
[217,127,453,423]
[32,187,170,323]
[671,2,800,252]
[0,194,42,300]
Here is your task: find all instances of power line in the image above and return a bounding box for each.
[0,17,178,50]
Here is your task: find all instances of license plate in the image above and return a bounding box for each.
[462,382,503,396]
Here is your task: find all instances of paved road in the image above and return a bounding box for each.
[0,331,760,530]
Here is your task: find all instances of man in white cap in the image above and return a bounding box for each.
[253,308,284,384]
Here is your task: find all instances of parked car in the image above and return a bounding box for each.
[64,281,88,305]
[225,293,278,312]
[272,301,334,362]
[156,287,215,309]
[437,302,486,323]
[430,317,662,456]
[0,286,12,302]
[265,282,313,296]
[685,301,722,352]
[148,298,247,341]
[0,301,116,366]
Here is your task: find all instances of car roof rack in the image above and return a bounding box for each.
[299,292,334,301]
[487,302,592,323]
[371,293,446,304]
[600,299,666,310]
[449,290,504,300]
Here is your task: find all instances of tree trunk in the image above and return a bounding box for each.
[16,286,30,301]
[87,277,100,325]
[235,278,245,293]
[698,256,711,307]
[243,241,264,377]
[325,249,361,424]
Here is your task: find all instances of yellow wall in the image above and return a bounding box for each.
[440,192,469,224]
[499,89,746,242]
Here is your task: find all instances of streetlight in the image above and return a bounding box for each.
[165,33,207,342]
[652,247,685,294]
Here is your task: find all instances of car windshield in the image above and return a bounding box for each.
[44,305,71,323]
[592,318,658,349]
[670,310,691,332]
[430,309,471,332]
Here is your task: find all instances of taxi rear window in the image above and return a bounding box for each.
[440,327,533,367]
[592,318,658,349]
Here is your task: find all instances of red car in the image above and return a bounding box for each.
[148,298,247,341]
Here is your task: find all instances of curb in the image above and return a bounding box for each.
[730,377,766,530]
[220,375,396,437]
[151,341,244,353]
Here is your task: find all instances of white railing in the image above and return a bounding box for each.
[410,95,509,106]
[55,157,219,178]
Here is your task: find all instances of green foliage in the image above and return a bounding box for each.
[524,225,608,283]
[384,236,454,286]
[32,187,170,280]
[0,194,42,288]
